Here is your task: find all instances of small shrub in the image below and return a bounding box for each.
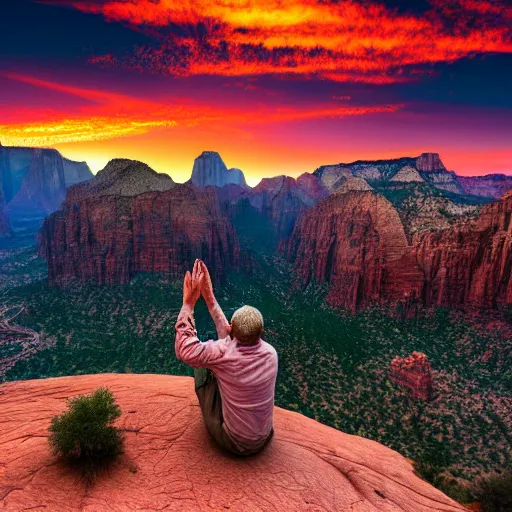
[474,472,512,512]
[49,387,124,482]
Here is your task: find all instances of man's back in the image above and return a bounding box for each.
[208,336,278,449]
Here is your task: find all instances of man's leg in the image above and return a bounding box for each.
[194,368,246,455]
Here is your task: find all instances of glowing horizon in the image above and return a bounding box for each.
[1,0,511,183]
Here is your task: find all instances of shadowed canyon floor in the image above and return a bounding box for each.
[0,374,467,512]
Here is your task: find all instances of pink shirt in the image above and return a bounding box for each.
[175,303,278,449]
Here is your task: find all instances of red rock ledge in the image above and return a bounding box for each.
[0,374,466,511]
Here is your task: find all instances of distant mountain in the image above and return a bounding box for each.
[65,159,175,204]
[36,148,512,312]
[458,174,512,199]
[191,151,247,188]
[0,143,93,220]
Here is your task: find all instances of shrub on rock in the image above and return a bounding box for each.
[48,387,124,481]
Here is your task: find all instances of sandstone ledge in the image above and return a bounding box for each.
[0,374,466,511]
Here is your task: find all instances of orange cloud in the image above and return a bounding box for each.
[0,73,402,146]
[67,0,512,83]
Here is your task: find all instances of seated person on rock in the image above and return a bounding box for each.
[175,259,278,456]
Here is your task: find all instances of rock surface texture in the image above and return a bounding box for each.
[390,352,434,401]
[191,151,247,188]
[0,374,466,512]
[41,184,239,286]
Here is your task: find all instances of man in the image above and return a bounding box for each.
[175,259,278,456]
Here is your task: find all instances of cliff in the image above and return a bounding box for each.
[0,144,93,218]
[415,191,512,307]
[415,153,446,172]
[41,184,239,286]
[289,190,512,310]
[0,374,466,512]
[288,191,424,311]
[191,151,247,188]
[251,174,327,238]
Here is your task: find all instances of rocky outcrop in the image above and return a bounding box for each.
[313,164,354,192]
[0,144,93,218]
[289,190,512,310]
[419,169,464,195]
[415,153,446,171]
[390,166,425,183]
[0,374,466,511]
[65,159,174,203]
[390,352,434,401]
[191,151,247,188]
[41,184,238,286]
[458,174,512,199]
[288,191,424,310]
[62,157,94,187]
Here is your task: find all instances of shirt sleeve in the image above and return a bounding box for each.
[174,303,228,368]
[209,300,231,339]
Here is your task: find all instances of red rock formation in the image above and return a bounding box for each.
[289,190,512,310]
[415,191,512,307]
[416,153,446,171]
[390,352,434,400]
[41,184,239,286]
[0,374,466,511]
[288,191,424,311]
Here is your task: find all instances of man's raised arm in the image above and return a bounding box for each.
[199,261,231,339]
[175,260,226,367]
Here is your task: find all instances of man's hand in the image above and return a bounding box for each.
[183,259,203,308]
[199,260,215,307]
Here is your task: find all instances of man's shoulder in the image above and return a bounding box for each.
[260,339,278,359]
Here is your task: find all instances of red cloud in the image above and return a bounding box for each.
[63,0,512,83]
[0,73,402,146]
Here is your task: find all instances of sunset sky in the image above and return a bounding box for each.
[1,0,511,185]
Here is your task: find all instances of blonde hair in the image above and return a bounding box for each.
[231,306,264,345]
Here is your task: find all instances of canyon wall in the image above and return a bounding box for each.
[289,190,512,310]
[288,191,424,311]
[41,185,239,286]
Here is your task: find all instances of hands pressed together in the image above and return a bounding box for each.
[182,259,216,309]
